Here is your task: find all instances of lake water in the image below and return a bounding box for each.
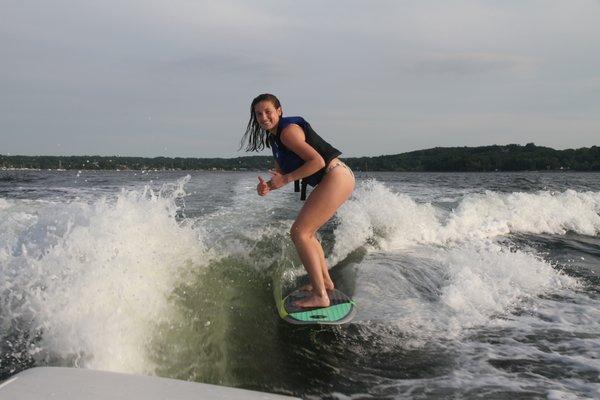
[1,170,599,399]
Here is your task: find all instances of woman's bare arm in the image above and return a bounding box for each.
[281,124,325,181]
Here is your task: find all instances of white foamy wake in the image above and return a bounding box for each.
[442,189,600,241]
[330,180,441,263]
[332,180,584,336]
[0,198,10,209]
[332,180,600,261]
[1,176,209,374]
[432,243,576,331]
[352,242,577,339]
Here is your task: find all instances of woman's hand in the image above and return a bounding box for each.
[257,176,270,196]
[268,170,289,190]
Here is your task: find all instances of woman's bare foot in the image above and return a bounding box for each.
[294,291,330,308]
[299,280,335,292]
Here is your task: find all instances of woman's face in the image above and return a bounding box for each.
[254,100,282,133]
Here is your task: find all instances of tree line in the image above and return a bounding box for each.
[2,143,600,172]
[345,143,600,172]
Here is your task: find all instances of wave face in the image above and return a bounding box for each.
[1,170,599,398]
[0,176,211,375]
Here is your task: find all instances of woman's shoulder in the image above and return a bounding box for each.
[279,116,306,129]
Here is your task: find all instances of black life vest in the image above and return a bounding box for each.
[269,116,341,200]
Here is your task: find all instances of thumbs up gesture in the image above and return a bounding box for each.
[257,176,270,196]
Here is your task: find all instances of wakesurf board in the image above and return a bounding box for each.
[276,288,356,325]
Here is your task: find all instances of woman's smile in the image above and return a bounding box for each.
[254,100,281,133]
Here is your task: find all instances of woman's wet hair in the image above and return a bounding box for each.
[240,93,281,152]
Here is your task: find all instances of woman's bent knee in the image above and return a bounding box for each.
[290,224,313,244]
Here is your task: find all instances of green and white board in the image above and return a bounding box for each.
[276,288,356,325]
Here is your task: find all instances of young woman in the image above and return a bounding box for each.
[241,94,355,308]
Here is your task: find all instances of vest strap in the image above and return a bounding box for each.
[293,179,308,201]
[300,181,307,201]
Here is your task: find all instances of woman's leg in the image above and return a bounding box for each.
[300,238,334,291]
[314,236,334,289]
[290,165,354,307]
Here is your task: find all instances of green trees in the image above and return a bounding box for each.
[1,144,599,171]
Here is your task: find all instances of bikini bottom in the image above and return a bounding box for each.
[325,159,354,179]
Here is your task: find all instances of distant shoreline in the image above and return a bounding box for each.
[3,168,598,174]
[2,143,600,172]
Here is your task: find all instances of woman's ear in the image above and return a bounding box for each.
[277,107,283,117]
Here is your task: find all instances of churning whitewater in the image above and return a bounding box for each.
[1,170,599,398]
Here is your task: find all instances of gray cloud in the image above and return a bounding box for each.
[1,1,600,157]
[166,52,290,78]
[406,53,533,76]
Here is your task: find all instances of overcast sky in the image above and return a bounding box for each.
[2,0,600,157]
